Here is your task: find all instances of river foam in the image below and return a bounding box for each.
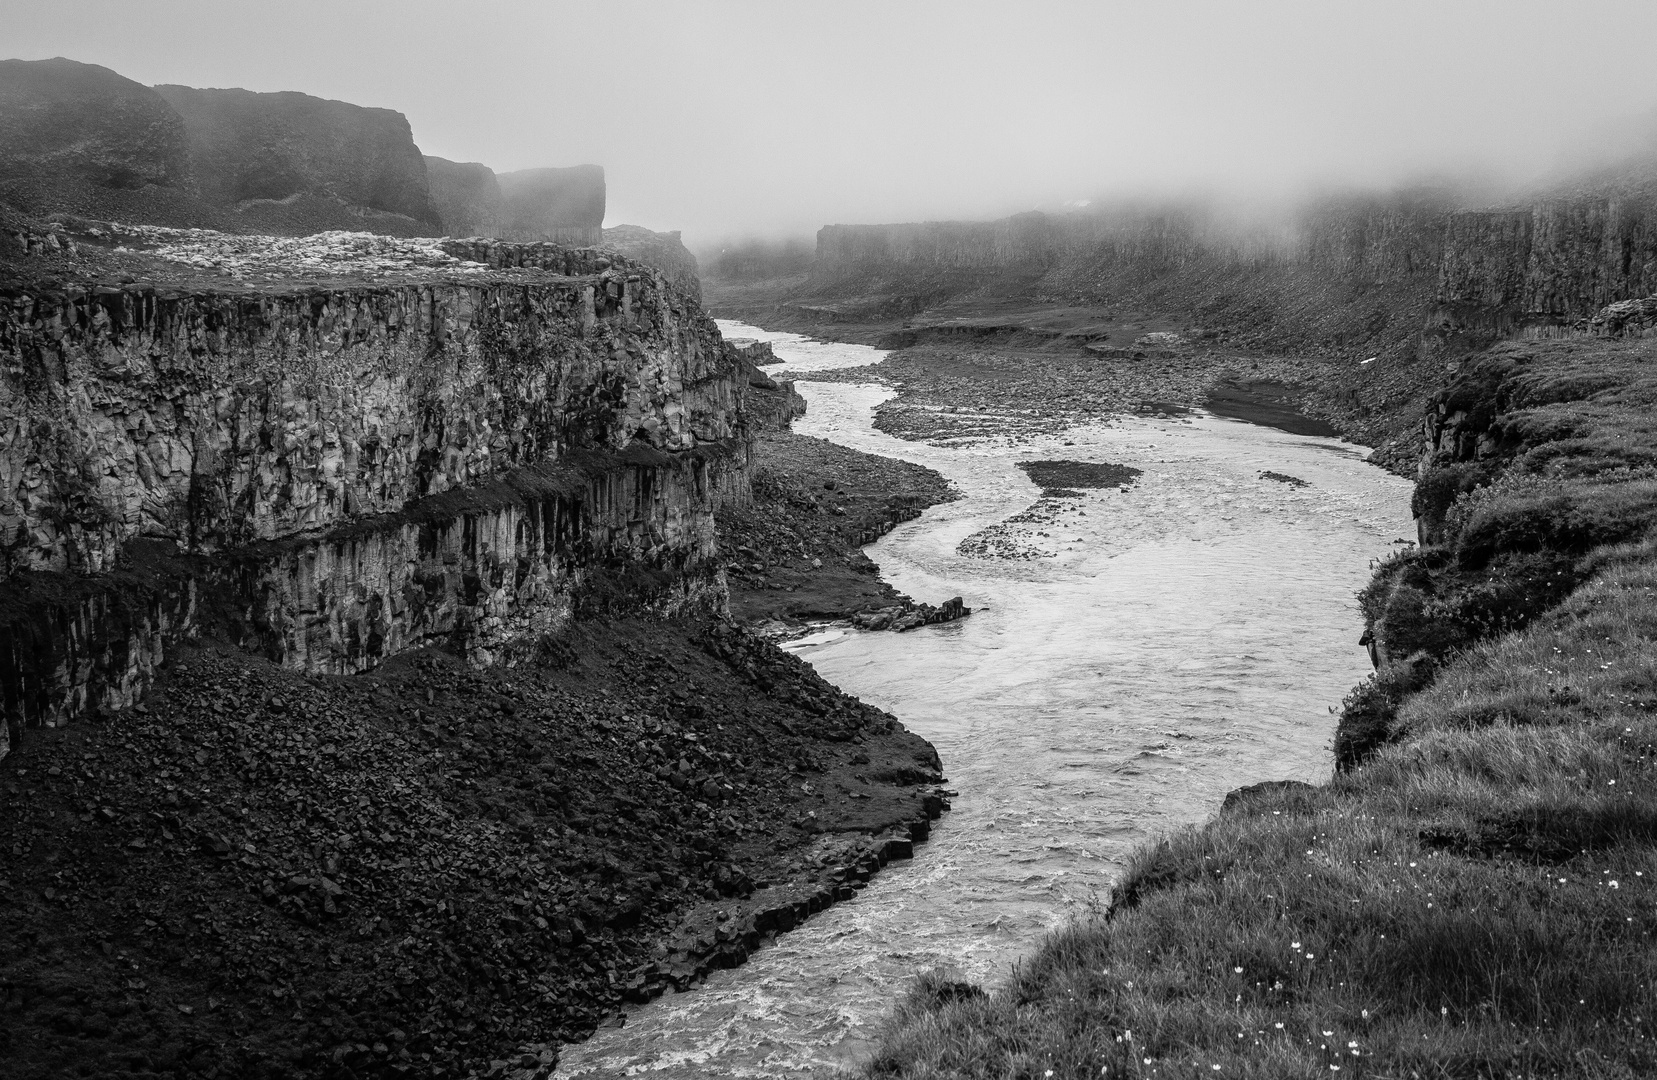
[554,322,1415,1077]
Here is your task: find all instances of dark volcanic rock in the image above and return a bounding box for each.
[424,154,503,236]
[603,224,701,299]
[154,83,439,230]
[0,57,193,199]
[0,614,950,1080]
[1016,459,1142,492]
[498,166,606,246]
[716,429,960,628]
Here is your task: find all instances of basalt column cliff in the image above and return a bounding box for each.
[0,235,751,758]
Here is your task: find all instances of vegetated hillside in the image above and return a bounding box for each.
[863,317,1657,1078]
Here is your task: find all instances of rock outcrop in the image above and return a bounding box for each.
[498,166,606,247]
[603,224,702,299]
[0,234,751,756]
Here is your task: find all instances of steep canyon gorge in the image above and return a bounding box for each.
[6,41,1657,1080]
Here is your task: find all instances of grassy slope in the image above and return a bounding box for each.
[865,335,1657,1079]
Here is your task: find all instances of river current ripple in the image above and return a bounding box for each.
[556,323,1415,1077]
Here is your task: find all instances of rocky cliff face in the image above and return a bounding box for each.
[0,236,750,754]
[799,183,1657,356]
[0,58,200,223]
[0,58,618,243]
[498,166,606,246]
[1435,196,1657,341]
[154,83,440,232]
[424,154,503,237]
[603,224,702,300]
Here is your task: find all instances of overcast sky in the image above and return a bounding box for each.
[9,0,1657,246]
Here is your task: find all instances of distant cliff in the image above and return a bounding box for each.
[1435,196,1657,344]
[0,58,206,225]
[798,181,1657,358]
[0,57,613,243]
[154,83,440,233]
[498,165,607,246]
[603,223,701,299]
[424,154,503,236]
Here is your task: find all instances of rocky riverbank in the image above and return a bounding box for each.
[0,610,951,1080]
[715,429,961,632]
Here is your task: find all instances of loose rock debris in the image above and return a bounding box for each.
[0,616,948,1079]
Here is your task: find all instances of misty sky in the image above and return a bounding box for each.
[9,0,1657,246]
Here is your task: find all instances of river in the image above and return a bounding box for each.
[555,323,1415,1077]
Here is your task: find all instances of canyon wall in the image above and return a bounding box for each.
[0,57,616,243]
[0,58,209,227]
[153,83,439,229]
[0,58,192,194]
[498,166,607,247]
[816,211,1062,273]
[0,243,750,756]
[804,184,1657,354]
[1435,196,1657,341]
[425,154,503,237]
[602,224,702,300]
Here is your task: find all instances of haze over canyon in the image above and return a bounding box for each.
[6,4,1657,1079]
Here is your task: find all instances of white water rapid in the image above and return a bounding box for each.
[555,322,1415,1077]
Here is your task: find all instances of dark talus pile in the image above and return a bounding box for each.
[0,614,947,1079]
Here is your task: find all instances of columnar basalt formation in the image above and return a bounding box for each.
[0,239,751,756]
[1434,196,1657,339]
[602,224,703,300]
